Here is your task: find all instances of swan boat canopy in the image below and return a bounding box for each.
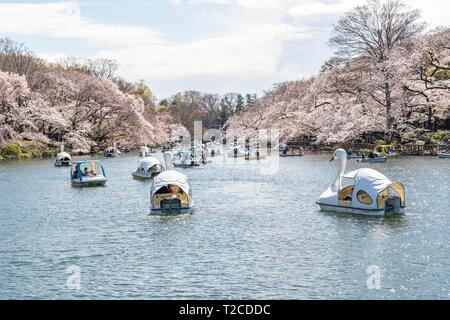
[55,144,71,167]
[317,149,405,216]
[132,157,164,180]
[173,148,201,167]
[150,170,193,215]
[71,160,107,187]
[55,152,72,167]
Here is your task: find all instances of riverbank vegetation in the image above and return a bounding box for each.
[225,0,450,149]
[0,39,185,159]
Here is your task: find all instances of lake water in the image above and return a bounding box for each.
[0,152,449,299]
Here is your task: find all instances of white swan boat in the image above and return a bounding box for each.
[150,152,193,215]
[317,149,406,216]
[132,156,164,180]
[438,153,450,159]
[55,145,71,167]
[71,160,107,187]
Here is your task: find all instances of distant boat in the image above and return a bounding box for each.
[132,157,164,180]
[357,157,388,164]
[173,146,201,167]
[374,145,398,158]
[438,153,450,159]
[55,144,71,167]
[317,149,405,216]
[279,144,303,157]
[71,160,107,187]
[206,142,222,157]
[104,146,121,158]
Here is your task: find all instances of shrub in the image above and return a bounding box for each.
[0,143,27,159]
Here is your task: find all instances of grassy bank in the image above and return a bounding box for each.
[0,141,60,161]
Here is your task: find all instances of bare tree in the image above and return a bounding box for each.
[329,0,425,142]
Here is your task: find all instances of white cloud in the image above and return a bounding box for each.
[289,1,364,17]
[1,0,448,97]
[0,1,164,47]
[98,24,319,80]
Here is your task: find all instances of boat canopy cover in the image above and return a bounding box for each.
[138,157,161,170]
[151,170,191,197]
[342,169,405,209]
[56,152,71,160]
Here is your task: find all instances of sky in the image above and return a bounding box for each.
[0,0,448,99]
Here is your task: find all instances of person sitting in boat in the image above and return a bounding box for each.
[168,184,182,195]
[83,167,90,176]
[72,169,79,179]
[368,151,376,159]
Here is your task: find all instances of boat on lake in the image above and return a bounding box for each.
[150,152,193,215]
[104,146,121,158]
[132,157,164,180]
[357,156,388,163]
[227,145,246,158]
[139,145,150,157]
[54,145,71,167]
[172,142,205,167]
[438,153,450,159]
[206,141,222,157]
[71,160,107,187]
[317,149,405,216]
[374,145,398,158]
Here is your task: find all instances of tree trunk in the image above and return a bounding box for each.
[384,80,394,144]
[427,106,433,131]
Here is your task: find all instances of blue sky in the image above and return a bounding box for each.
[0,0,448,99]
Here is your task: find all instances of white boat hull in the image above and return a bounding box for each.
[55,161,71,167]
[357,157,388,163]
[72,176,107,187]
[317,203,405,217]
